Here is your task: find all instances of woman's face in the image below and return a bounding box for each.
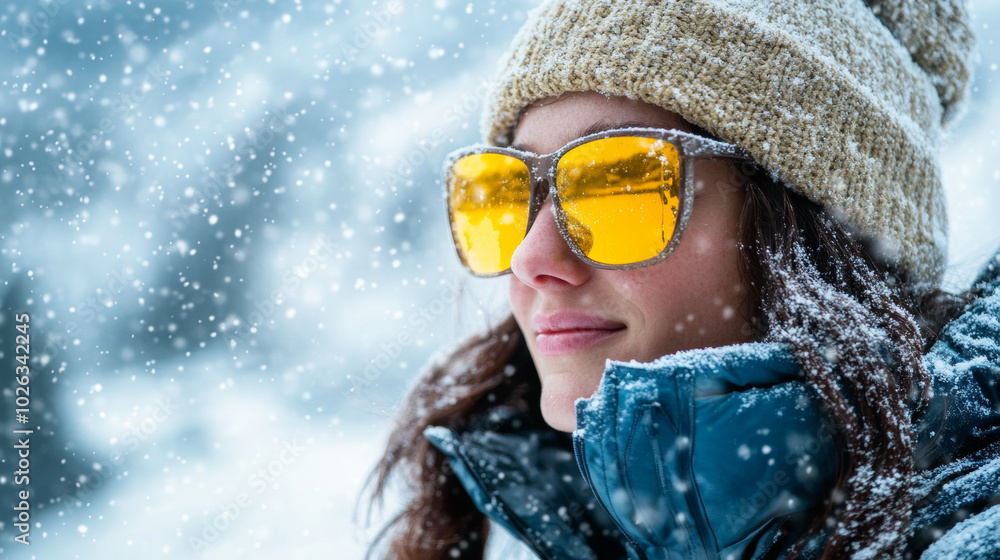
[508,91,752,432]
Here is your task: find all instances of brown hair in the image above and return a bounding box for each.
[362,316,541,559]
[363,167,966,560]
[738,167,965,558]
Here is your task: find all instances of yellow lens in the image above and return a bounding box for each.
[448,153,530,275]
[556,137,680,265]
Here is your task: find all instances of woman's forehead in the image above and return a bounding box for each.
[511,91,693,153]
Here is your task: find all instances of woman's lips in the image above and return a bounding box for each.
[532,311,626,356]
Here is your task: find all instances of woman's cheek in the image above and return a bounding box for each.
[508,278,532,323]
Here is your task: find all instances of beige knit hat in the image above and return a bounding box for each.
[481,0,977,285]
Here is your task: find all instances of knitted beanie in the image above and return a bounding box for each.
[481,0,977,285]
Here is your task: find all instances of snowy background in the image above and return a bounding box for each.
[0,1,997,558]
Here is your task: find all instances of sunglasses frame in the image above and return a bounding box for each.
[442,127,753,278]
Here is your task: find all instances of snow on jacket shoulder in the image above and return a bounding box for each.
[909,255,1000,560]
[426,253,1000,560]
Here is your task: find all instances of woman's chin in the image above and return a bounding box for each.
[538,376,600,432]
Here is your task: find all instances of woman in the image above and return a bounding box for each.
[366,1,999,559]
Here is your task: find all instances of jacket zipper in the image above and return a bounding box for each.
[647,400,718,560]
[573,432,649,560]
[678,377,719,560]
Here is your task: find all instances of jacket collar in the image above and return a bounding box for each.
[427,343,837,560]
[571,343,836,560]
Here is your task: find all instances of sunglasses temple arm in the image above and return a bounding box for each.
[688,151,753,162]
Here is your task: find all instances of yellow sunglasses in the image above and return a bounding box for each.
[443,127,752,277]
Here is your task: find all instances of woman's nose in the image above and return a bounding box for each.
[510,199,592,289]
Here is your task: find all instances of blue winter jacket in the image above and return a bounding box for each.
[426,254,1000,559]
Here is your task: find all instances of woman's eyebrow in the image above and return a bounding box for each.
[510,120,661,153]
[578,120,653,137]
